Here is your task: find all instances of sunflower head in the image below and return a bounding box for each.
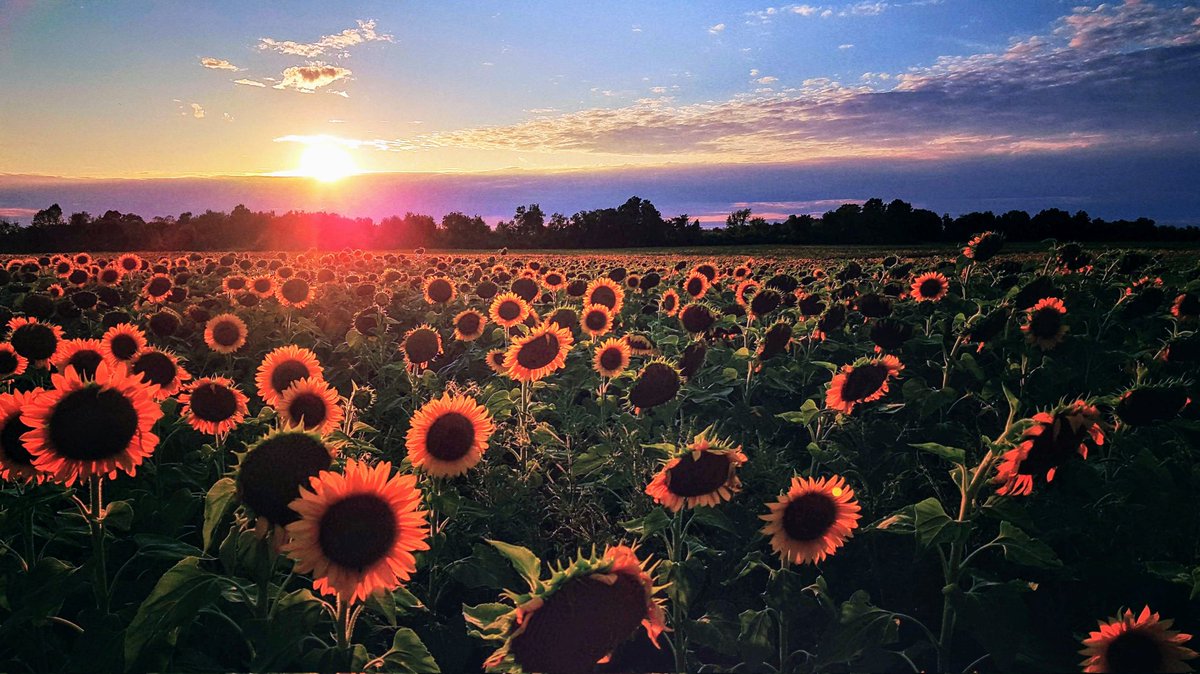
[659,289,681,317]
[204,313,248,354]
[181,376,249,437]
[761,475,861,565]
[424,276,456,305]
[910,272,949,302]
[8,317,65,367]
[0,389,46,484]
[129,347,192,399]
[406,393,496,477]
[581,304,615,338]
[490,292,531,329]
[255,345,324,406]
[453,309,487,342]
[994,399,1105,496]
[646,427,747,511]
[1080,605,1197,673]
[628,358,681,413]
[825,355,903,415]
[0,343,29,380]
[503,323,574,382]
[593,337,632,378]
[237,427,335,528]
[275,378,343,436]
[585,277,625,314]
[1022,297,1068,350]
[402,325,444,369]
[276,277,313,308]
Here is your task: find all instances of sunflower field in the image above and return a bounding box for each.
[0,237,1198,673]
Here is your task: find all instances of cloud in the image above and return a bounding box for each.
[755,75,779,84]
[708,23,726,35]
[747,1,937,23]
[838,43,855,49]
[233,78,267,88]
[274,64,352,92]
[200,57,240,71]
[190,103,205,119]
[223,112,234,122]
[371,1,1199,164]
[258,19,392,58]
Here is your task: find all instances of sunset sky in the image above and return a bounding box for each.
[1,0,1198,224]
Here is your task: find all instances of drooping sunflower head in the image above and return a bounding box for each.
[236,427,335,528]
[1079,605,1197,673]
[406,393,496,477]
[8,317,65,367]
[19,362,162,486]
[735,278,761,307]
[181,376,249,437]
[423,276,456,305]
[0,389,46,484]
[485,348,510,375]
[503,324,574,382]
[129,347,192,399]
[490,292,532,329]
[748,289,782,320]
[204,313,248,354]
[282,458,430,603]
[825,355,904,415]
[624,333,656,356]
[585,277,625,314]
[628,358,681,413]
[963,231,1005,262]
[994,399,1105,496]
[1022,297,1069,350]
[1115,384,1190,427]
[761,475,861,565]
[758,320,794,361]
[593,337,632,378]
[0,343,29,380]
[1172,292,1200,321]
[453,309,487,342]
[646,428,747,511]
[581,303,615,338]
[910,272,950,302]
[679,339,708,380]
[678,302,716,335]
[255,345,325,406]
[401,325,444,369]
[275,378,344,436]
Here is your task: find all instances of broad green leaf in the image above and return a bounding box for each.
[124,557,224,670]
[202,477,237,552]
[689,506,736,533]
[910,442,967,464]
[996,521,1062,569]
[913,497,966,549]
[486,539,542,590]
[103,500,134,531]
[620,508,672,539]
[378,628,440,673]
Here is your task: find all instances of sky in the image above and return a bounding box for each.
[1,0,1198,225]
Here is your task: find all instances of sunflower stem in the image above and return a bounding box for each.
[669,508,689,674]
[335,595,354,651]
[88,477,109,612]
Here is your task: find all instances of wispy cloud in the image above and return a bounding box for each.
[274,64,352,92]
[746,0,938,23]
[190,103,205,119]
[233,78,267,88]
[708,23,726,35]
[258,19,392,58]
[199,57,240,71]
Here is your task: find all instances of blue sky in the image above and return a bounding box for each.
[1,0,1198,224]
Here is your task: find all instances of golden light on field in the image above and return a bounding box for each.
[295,143,359,182]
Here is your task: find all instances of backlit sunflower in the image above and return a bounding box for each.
[682,271,710,300]
[659,288,681,317]
[628,358,681,413]
[490,292,532,329]
[593,337,632,378]
[473,544,666,674]
[735,278,761,307]
[20,362,162,486]
[256,345,325,406]
[283,458,430,603]
[8,317,65,368]
[453,309,487,341]
[1172,292,1199,321]
[581,303,615,338]
[222,275,249,295]
[825,355,903,415]
[129,347,192,399]
[249,275,276,298]
[100,323,148,366]
[994,400,1105,496]
[423,276,457,305]
[541,270,567,292]
[503,323,573,382]
[406,393,495,477]
[180,376,249,437]
[401,325,444,369]
[276,277,314,308]
[116,253,142,274]
[761,475,861,565]
[485,348,509,375]
[0,343,29,380]
[1022,297,1069,350]
[0,389,45,484]
[585,277,625,314]
[910,272,949,302]
[275,378,343,436]
[141,273,174,303]
[204,313,248,354]
[237,427,335,529]
[646,429,747,511]
[1080,605,1197,673]
[678,302,716,335]
[623,333,655,356]
[963,231,1004,262]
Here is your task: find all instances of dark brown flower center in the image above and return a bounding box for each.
[919,278,943,298]
[211,320,242,347]
[512,277,539,302]
[661,294,677,312]
[1104,628,1164,673]
[598,347,625,372]
[280,278,310,303]
[147,276,172,296]
[190,382,239,422]
[629,362,680,410]
[782,492,838,542]
[590,285,617,309]
[1,412,35,466]
[48,385,139,461]
[516,333,561,370]
[238,432,331,526]
[498,300,522,322]
[404,329,441,364]
[667,451,732,497]
[1029,308,1062,339]
[584,310,608,331]
[131,351,178,388]
[317,493,398,571]
[680,305,714,334]
[426,278,453,303]
[12,324,59,361]
[456,312,482,336]
[110,333,139,361]
[423,412,476,462]
[840,364,889,402]
[253,278,272,293]
[270,360,312,397]
[287,392,328,429]
[0,349,19,375]
[686,277,705,297]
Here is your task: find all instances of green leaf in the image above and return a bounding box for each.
[995,521,1062,569]
[103,500,134,531]
[689,506,736,533]
[737,608,775,665]
[909,442,967,464]
[818,590,899,666]
[486,539,542,590]
[620,508,672,539]
[124,557,225,670]
[463,602,512,640]
[378,628,440,673]
[913,498,966,549]
[777,398,820,426]
[202,477,237,552]
[366,589,398,626]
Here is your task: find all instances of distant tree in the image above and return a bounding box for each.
[440,212,491,247]
[68,211,92,227]
[31,203,64,228]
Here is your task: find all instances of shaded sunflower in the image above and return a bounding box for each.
[585,277,625,314]
[678,302,716,335]
[485,348,510,375]
[475,544,666,674]
[0,343,29,380]
[406,393,495,477]
[129,347,192,399]
[504,323,573,382]
[1022,297,1068,350]
[547,306,579,332]
[276,277,313,308]
[237,427,335,528]
[624,333,656,356]
[490,292,532,329]
[628,358,681,413]
[679,340,708,380]
[1080,605,1197,673]
[734,278,761,307]
[100,322,148,366]
[593,337,632,378]
[994,400,1105,496]
[0,389,46,484]
[255,345,325,406]
[646,428,747,511]
[758,321,794,361]
[275,377,344,435]
[204,313,248,354]
[910,272,949,302]
[423,276,457,305]
[825,355,903,415]
[761,475,861,565]
[1172,292,1199,321]
[581,303,615,338]
[141,273,174,303]
[282,458,430,603]
[682,271,710,300]
[8,317,65,368]
[963,231,1004,262]
[453,309,487,342]
[180,376,249,437]
[20,362,162,485]
[402,325,444,369]
[748,288,782,320]
[1115,385,1190,427]
[659,288,681,317]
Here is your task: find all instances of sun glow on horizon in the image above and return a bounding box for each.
[294,143,359,182]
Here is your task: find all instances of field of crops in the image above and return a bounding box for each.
[0,237,1197,673]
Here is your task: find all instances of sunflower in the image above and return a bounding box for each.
[99,323,146,367]
[659,288,681,317]
[276,277,313,308]
[0,343,29,380]
[222,275,249,295]
[682,271,710,300]
[1172,292,1199,321]
[485,348,509,375]
[180,376,250,437]
[475,544,666,674]
[401,325,444,369]
[758,321,794,361]
[117,253,142,274]
[646,429,747,511]
[275,378,344,436]
[692,261,719,282]
[678,302,716,335]
[910,272,949,302]
[249,275,276,298]
[405,393,496,477]
[129,347,192,399]
[283,458,430,603]
[1115,385,1190,427]
[237,427,335,528]
[20,362,162,486]
[0,389,45,483]
[963,231,1004,262]
[8,317,65,368]
[735,278,761,307]
[423,276,457,305]
[504,323,573,382]
[825,355,903,415]
[761,475,861,565]
[141,273,174,303]
[541,270,567,292]
[624,333,656,356]
[585,277,625,314]
[255,345,325,406]
[994,400,1105,496]
[581,303,615,338]
[546,306,579,332]
[489,292,532,329]
[593,337,632,378]
[1022,297,1069,350]
[628,358,681,413]
[1080,605,1197,673]
[453,309,487,342]
[204,313,248,354]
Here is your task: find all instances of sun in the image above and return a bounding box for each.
[296,143,359,182]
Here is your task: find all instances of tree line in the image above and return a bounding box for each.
[0,196,1194,252]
